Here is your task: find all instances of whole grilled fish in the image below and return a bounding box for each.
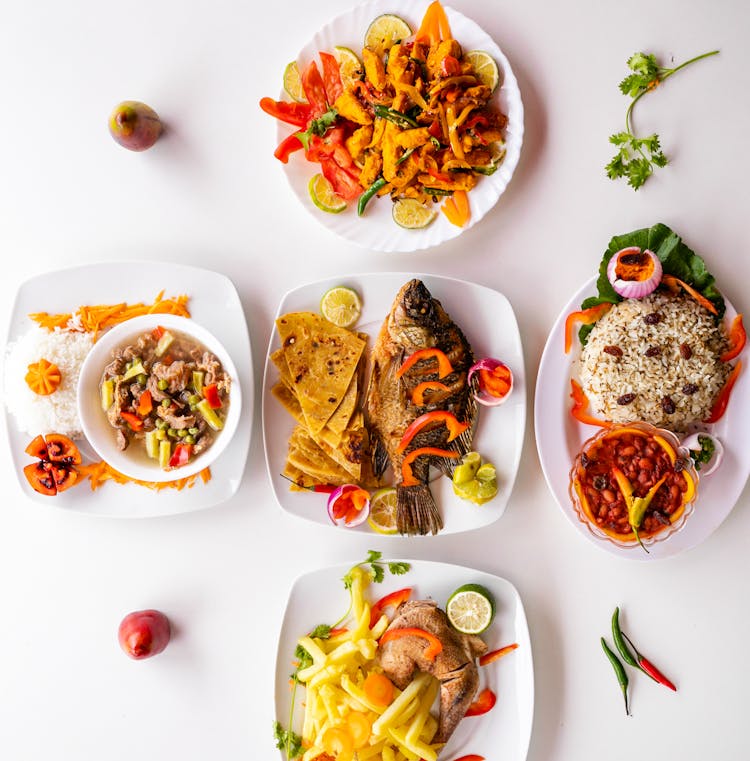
[366,279,477,535]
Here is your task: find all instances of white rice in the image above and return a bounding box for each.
[578,292,730,430]
[3,326,93,437]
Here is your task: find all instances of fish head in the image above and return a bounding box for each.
[388,279,440,349]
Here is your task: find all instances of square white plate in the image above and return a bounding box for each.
[2,262,253,517]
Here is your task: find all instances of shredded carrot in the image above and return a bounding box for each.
[77,461,211,491]
[29,290,191,340]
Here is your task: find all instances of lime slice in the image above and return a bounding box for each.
[392,198,437,230]
[334,46,364,90]
[364,14,412,58]
[367,487,398,534]
[283,61,307,103]
[309,173,348,214]
[452,452,482,486]
[320,286,362,328]
[446,584,496,634]
[464,50,500,92]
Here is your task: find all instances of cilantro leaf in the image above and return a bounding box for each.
[273,721,302,759]
[343,550,411,589]
[309,624,332,639]
[388,561,411,576]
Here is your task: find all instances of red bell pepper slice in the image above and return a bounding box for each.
[427,166,452,183]
[452,756,485,761]
[396,411,469,454]
[661,274,718,316]
[301,60,329,116]
[411,381,451,406]
[169,443,193,469]
[401,447,459,487]
[465,114,490,130]
[120,411,143,431]
[137,390,153,416]
[441,55,462,76]
[203,383,222,410]
[428,119,443,139]
[319,51,343,104]
[152,325,165,340]
[479,365,512,399]
[570,379,611,428]
[274,133,304,163]
[564,303,612,353]
[259,97,313,127]
[705,360,742,423]
[397,348,454,380]
[721,314,746,362]
[331,486,369,523]
[379,627,443,661]
[369,588,413,629]
[479,643,519,666]
[465,688,496,717]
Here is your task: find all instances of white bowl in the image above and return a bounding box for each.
[77,314,241,483]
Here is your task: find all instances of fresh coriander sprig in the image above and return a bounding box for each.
[343,549,411,588]
[606,49,718,190]
[273,721,302,759]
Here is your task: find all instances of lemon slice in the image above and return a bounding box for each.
[464,50,500,92]
[392,198,437,229]
[309,174,347,214]
[367,487,398,534]
[283,61,307,103]
[320,286,362,328]
[446,583,496,634]
[334,46,364,90]
[364,14,412,58]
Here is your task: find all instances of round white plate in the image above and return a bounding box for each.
[274,558,534,761]
[274,0,524,252]
[262,272,526,536]
[535,276,749,559]
[2,262,253,517]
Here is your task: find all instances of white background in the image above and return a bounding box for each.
[1,1,748,759]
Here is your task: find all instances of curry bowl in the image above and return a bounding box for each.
[568,422,699,552]
[78,314,241,482]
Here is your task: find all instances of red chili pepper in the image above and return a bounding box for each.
[396,411,469,454]
[397,348,454,380]
[721,314,746,361]
[479,643,519,666]
[319,51,343,104]
[120,411,143,431]
[203,383,222,410]
[301,60,328,115]
[570,379,611,428]
[411,381,451,406]
[564,303,612,353]
[369,588,412,629]
[379,627,443,661]
[621,633,677,691]
[465,688,496,716]
[401,447,459,487]
[259,97,314,127]
[137,390,153,416]
[273,133,304,163]
[279,474,335,493]
[705,360,742,423]
[169,443,193,469]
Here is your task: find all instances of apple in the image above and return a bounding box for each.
[118,609,171,659]
[108,101,163,151]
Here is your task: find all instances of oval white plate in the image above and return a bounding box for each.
[535,276,749,559]
[3,262,253,517]
[274,559,534,761]
[262,272,526,535]
[275,0,524,252]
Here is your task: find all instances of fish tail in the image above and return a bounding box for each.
[397,483,443,535]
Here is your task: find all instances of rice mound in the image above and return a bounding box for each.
[3,326,94,437]
[578,292,730,430]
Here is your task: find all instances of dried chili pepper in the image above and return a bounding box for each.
[601,637,630,715]
[622,633,677,691]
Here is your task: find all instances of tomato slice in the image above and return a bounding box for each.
[319,51,343,104]
[258,97,313,127]
[301,60,328,115]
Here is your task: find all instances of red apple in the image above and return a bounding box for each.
[118,609,171,659]
[108,101,163,151]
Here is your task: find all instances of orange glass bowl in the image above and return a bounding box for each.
[568,422,699,551]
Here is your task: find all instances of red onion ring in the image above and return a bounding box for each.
[326,484,371,527]
[468,358,514,406]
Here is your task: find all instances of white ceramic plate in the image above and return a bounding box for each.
[535,276,749,559]
[275,0,524,252]
[2,262,253,517]
[274,559,534,761]
[262,272,525,535]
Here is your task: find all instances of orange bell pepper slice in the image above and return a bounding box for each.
[396,411,469,454]
[570,379,611,428]
[705,360,742,423]
[379,627,443,661]
[401,447,459,486]
[564,303,612,353]
[411,381,451,406]
[465,687,497,716]
[415,0,452,45]
[479,643,519,666]
[137,390,153,416]
[369,587,412,629]
[660,274,718,315]
[442,190,470,227]
[721,314,746,362]
[397,347,453,379]
[120,411,144,431]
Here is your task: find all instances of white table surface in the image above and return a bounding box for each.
[1,1,748,759]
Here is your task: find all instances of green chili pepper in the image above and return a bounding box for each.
[373,105,419,129]
[423,187,454,196]
[357,177,387,216]
[396,146,417,165]
[611,608,639,668]
[601,637,630,716]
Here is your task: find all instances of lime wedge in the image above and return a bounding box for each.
[309,173,347,214]
[283,61,307,103]
[446,583,496,634]
[464,50,500,92]
[320,286,362,328]
[364,14,412,58]
[334,46,364,90]
[392,198,437,229]
[367,487,398,534]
